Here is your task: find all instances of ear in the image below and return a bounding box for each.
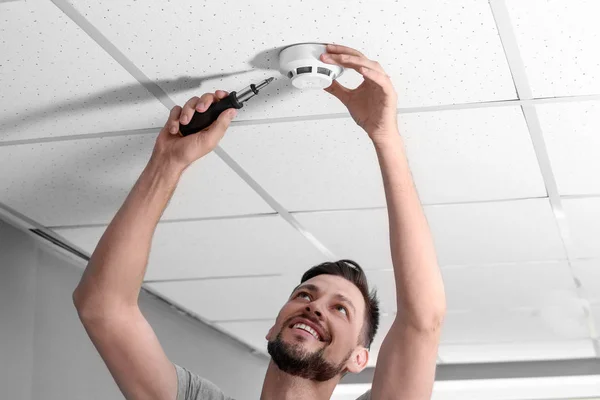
[345,347,369,374]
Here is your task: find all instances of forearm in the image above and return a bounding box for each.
[373,133,446,329]
[73,157,184,312]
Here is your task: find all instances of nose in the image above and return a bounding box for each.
[305,305,322,318]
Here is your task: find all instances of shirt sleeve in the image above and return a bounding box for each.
[173,363,231,400]
[356,389,371,400]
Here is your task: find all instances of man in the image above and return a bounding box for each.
[72,44,446,400]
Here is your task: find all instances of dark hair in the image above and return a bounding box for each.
[298,259,380,349]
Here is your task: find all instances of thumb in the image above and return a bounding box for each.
[197,108,237,145]
[324,80,350,104]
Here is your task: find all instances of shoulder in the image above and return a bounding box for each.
[173,363,234,400]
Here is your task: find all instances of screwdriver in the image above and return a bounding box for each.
[178,77,275,136]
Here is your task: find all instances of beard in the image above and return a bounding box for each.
[267,329,352,382]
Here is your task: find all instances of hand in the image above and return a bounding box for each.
[150,90,237,171]
[320,44,399,143]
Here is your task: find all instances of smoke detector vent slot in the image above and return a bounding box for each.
[296,66,313,74]
[317,67,332,76]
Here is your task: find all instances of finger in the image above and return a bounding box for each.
[198,108,237,146]
[195,92,219,113]
[325,43,365,58]
[323,80,351,103]
[180,96,201,125]
[321,52,385,74]
[360,67,397,97]
[215,90,229,100]
[168,106,182,134]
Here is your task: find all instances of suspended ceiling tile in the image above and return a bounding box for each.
[441,262,578,311]
[440,307,589,344]
[363,270,397,316]
[563,198,600,259]
[439,340,596,364]
[505,0,600,98]
[367,262,579,314]
[145,275,301,321]
[295,199,566,269]
[215,320,274,356]
[67,0,516,121]
[425,199,566,265]
[399,107,546,203]
[220,108,545,212]
[537,101,600,196]
[0,0,166,142]
[53,215,325,280]
[0,134,272,227]
[572,259,600,303]
[221,118,386,212]
[294,209,393,274]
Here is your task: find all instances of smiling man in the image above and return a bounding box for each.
[72,44,447,400]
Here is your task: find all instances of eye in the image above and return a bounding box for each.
[297,292,311,301]
[336,305,348,315]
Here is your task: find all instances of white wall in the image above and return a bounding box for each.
[0,220,268,399]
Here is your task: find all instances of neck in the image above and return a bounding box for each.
[259,360,340,400]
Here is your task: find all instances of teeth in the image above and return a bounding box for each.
[292,323,321,340]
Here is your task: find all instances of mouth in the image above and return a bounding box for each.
[287,318,328,342]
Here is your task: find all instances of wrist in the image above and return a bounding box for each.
[146,156,185,181]
[371,129,402,148]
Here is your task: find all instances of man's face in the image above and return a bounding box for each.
[265,274,369,381]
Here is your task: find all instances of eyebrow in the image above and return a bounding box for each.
[293,283,356,314]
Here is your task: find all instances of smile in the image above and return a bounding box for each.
[291,323,322,341]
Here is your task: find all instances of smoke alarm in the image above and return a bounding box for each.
[278,43,344,90]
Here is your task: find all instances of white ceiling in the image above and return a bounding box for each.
[1,0,599,371]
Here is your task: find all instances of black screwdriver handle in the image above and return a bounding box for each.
[179,91,243,137]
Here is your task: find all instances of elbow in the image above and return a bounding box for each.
[72,286,100,320]
[72,288,91,318]
[401,303,447,333]
[419,308,446,333]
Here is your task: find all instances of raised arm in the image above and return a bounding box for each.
[321,44,446,399]
[72,91,237,400]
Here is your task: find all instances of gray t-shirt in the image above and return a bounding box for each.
[174,363,371,400]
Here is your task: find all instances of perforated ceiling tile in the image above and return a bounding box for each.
[367,262,579,314]
[505,0,600,98]
[425,198,566,265]
[563,198,600,259]
[295,199,566,268]
[294,209,393,273]
[221,118,386,212]
[0,1,166,142]
[537,101,600,196]
[0,134,272,227]
[439,340,596,364]
[399,106,546,203]
[146,275,301,321]
[52,215,326,280]
[441,262,578,311]
[66,0,516,120]
[440,308,589,344]
[220,109,544,212]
